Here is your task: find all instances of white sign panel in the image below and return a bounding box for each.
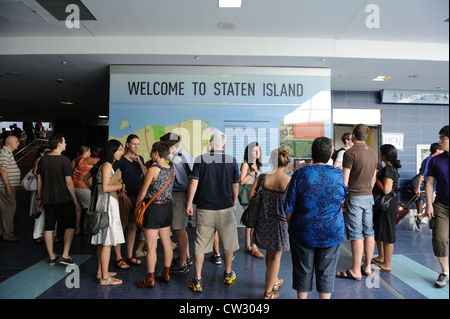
[382,89,449,105]
[382,133,404,150]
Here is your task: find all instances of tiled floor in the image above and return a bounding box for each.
[0,190,448,301]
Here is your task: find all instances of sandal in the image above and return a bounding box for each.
[336,269,362,281]
[100,276,122,286]
[115,259,130,270]
[373,264,391,273]
[135,250,147,258]
[251,249,264,258]
[96,271,117,280]
[361,266,373,276]
[371,258,383,264]
[126,256,142,266]
[264,291,279,299]
[273,278,284,291]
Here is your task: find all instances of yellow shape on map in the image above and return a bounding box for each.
[119,121,129,130]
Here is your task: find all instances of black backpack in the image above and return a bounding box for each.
[331,147,345,163]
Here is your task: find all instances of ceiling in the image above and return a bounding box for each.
[0,0,448,122]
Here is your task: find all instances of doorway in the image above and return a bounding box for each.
[332,108,382,153]
[333,124,381,153]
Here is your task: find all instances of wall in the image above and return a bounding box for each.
[53,119,108,160]
[332,90,449,201]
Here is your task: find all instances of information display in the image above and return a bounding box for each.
[109,66,331,171]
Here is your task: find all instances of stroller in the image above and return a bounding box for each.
[396,194,420,224]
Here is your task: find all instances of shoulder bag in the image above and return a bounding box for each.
[373,187,396,211]
[238,183,253,206]
[21,168,37,191]
[240,174,266,228]
[238,169,258,206]
[135,169,174,228]
[85,184,110,236]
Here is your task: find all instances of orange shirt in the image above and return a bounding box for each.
[72,157,92,189]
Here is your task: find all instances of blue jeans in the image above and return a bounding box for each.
[344,195,375,240]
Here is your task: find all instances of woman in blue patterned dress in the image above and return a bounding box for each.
[284,137,347,299]
[249,148,291,299]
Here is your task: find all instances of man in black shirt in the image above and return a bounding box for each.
[186,131,240,292]
[37,134,80,266]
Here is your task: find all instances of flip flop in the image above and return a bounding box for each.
[99,276,122,286]
[336,269,362,281]
[373,264,391,273]
[371,258,382,265]
[361,266,373,276]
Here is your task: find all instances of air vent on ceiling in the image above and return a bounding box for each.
[35,0,96,21]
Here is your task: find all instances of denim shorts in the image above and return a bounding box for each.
[344,195,375,240]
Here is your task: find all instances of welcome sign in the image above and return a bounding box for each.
[109,66,331,170]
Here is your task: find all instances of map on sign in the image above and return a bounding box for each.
[108,103,286,170]
[111,117,214,165]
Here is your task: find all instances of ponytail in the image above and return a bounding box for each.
[393,159,402,169]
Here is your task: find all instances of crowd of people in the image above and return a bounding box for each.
[0,123,448,299]
[0,122,47,147]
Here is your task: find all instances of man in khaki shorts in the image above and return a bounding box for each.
[160,132,194,273]
[186,131,240,292]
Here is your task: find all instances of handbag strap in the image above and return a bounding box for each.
[255,174,266,192]
[141,168,175,210]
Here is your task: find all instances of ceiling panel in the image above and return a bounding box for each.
[0,0,448,121]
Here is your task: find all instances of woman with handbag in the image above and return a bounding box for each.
[248,148,291,299]
[135,142,175,288]
[371,144,401,273]
[90,139,126,286]
[72,145,100,235]
[239,142,264,258]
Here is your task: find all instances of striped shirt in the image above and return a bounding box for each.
[0,146,21,187]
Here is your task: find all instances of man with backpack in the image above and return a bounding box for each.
[333,132,354,169]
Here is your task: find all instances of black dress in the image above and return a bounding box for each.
[373,165,399,243]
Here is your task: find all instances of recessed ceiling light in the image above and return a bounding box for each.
[98,115,108,119]
[217,21,239,30]
[218,0,242,8]
[372,76,392,82]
